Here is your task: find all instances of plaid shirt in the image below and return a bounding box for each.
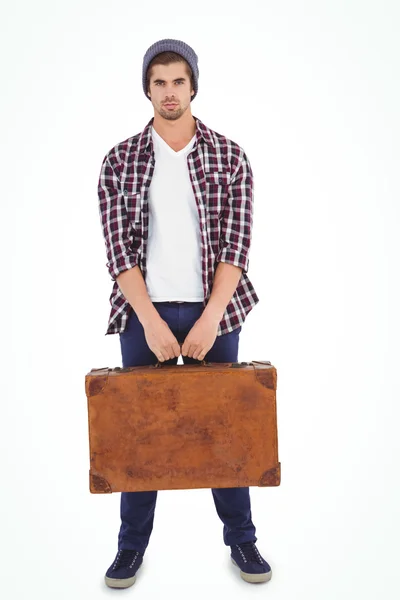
[97,115,259,336]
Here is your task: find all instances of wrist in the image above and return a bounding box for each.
[137,304,162,328]
[200,309,222,327]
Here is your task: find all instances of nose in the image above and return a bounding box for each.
[163,86,178,98]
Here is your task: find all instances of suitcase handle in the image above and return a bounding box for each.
[154,359,208,368]
[153,360,272,368]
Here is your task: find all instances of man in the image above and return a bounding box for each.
[97,38,271,588]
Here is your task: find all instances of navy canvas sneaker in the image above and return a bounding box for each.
[104,548,144,588]
[230,541,272,583]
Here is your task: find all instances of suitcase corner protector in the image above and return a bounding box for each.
[259,462,281,486]
[86,374,109,397]
[90,471,112,493]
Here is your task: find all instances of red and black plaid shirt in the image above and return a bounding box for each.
[98,115,259,336]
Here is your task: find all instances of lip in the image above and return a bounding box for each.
[164,103,177,107]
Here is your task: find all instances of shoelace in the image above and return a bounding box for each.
[236,541,264,565]
[112,549,140,570]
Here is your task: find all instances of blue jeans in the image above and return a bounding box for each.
[118,301,257,554]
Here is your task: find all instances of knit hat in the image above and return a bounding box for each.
[142,38,199,102]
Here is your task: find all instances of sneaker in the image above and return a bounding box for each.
[230,541,272,583]
[104,548,144,588]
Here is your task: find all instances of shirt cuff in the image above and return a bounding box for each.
[216,248,249,273]
[107,255,139,281]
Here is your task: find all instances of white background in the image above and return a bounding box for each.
[1,0,400,598]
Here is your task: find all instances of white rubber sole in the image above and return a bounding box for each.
[104,563,142,588]
[231,556,272,583]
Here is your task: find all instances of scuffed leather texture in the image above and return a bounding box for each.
[85,361,280,493]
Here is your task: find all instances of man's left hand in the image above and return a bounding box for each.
[181,315,220,360]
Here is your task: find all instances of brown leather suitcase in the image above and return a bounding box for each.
[85,360,280,493]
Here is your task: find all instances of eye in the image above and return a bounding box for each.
[155,81,184,86]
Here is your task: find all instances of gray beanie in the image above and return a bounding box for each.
[142,38,199,102]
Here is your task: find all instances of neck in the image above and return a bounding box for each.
[152,111,196,142]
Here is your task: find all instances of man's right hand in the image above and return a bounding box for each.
[143,317,181,362]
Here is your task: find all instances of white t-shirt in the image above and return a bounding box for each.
[145,126,205,302]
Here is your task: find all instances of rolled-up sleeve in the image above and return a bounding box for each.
[216,150,254,273]
[97,154,139,281]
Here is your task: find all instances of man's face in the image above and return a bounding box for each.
[147,62,195,121]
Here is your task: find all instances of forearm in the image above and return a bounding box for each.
[202,262,243,324]
[116,266,161,327]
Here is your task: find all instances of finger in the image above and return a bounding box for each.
[157,349,169,362]
[187,344,197,358]
[168,345,178,360]
[162,349,171,361]
[193,348,204,360]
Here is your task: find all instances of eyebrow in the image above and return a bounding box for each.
[152,77,187,83]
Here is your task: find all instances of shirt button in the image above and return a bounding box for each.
[123,188,128,194]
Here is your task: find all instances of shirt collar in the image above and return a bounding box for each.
[137,114,216,155]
